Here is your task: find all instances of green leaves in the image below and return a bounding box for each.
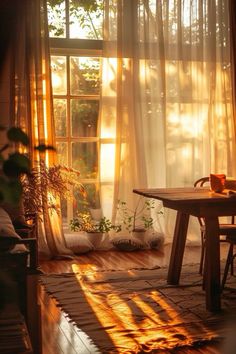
[3,153,30,178]
[117,197,163,232]
[70,213,121,233]
[7,127,29,146]
[0,126,30,205]
[0,177,22,205]
[0,125,58,208]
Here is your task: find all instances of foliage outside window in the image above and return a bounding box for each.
[47,0,107,225]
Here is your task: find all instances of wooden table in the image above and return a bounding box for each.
[133,187,236,312]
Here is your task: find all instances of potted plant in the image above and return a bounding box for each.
[0,126,31,207]
[116,197,163,240]
[70,212,121,247]
[74,183,102,220]
[21,161,85,218]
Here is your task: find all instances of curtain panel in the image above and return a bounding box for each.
[100,0,236,242]
[11,0,73,259]
[229,0,236,126]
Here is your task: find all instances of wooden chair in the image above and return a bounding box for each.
[0,214,41,354]
[194,176,236,288]
[221,235,236,289]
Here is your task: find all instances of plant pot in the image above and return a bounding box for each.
[86,231,103,248]
[89,208,103,221]
[132,228,146,241]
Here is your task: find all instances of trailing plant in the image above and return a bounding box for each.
[70,212,121,233]
[117,197,163,233]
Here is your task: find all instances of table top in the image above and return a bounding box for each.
[133,187,236,202]
[133,187,236,217]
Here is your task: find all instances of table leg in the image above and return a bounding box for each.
[167,211,189,285]
[204,216,221,312]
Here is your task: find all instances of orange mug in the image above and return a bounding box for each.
[210,173,226,193]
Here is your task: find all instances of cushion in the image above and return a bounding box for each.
[145,232,164,249]
[111,234,145,251]
[66,234,95,254]
[0,207,28,253]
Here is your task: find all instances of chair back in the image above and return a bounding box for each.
[194,176,236,224]
[194,177,210,226]
[194,176,210,188]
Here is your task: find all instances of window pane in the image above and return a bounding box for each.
[72,142,98,179]
[51,56,67,95]
[69,0,103,39]
[73,183,100,215]
[71,99,99,137]
[47,0,66,38]
[56,142,68,166]
[54,99,67,137]
[70,57,100,95]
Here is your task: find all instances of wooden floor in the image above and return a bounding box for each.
[38,243,229,354]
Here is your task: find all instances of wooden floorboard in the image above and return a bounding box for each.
[38,243,229,353]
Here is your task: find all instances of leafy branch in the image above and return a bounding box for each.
[21,160,85,216]
[117,197,163,233]
[70,213,121,233]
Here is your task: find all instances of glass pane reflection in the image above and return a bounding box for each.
[51,56,67,95]
[54,99,67,137]
[72,142,98,179]
[56,142,68,166]
[71,99,99,137]
[70,57,100,95]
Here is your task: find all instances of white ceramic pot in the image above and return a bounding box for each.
[86,231,103,248]
[89,208,103,221]
[132,228,146,241]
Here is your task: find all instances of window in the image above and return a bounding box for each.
[47,0,112,225]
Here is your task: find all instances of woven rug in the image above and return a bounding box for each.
[41,263,236,353]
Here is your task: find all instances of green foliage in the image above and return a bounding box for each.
[47,0,103,39]
[7,127,29,146]
[47,0,65,37]
[21,161,84,216]
[74,182,100,213]
[0,126,66,210]
[0,126,30,205]
[117,197,163,233]
[0,176,22,205]
[70,213,121,233]
[3,153,30,178]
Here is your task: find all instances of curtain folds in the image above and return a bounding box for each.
[12,0,73,259]
[101,0,236,242]
[8,0,236,251]
[229,0,236,127]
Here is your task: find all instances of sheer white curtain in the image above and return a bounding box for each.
[100,0,236,242]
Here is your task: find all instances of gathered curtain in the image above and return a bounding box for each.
[100,0,236,242]
[229,0,236,125]
[12,0,73,259]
